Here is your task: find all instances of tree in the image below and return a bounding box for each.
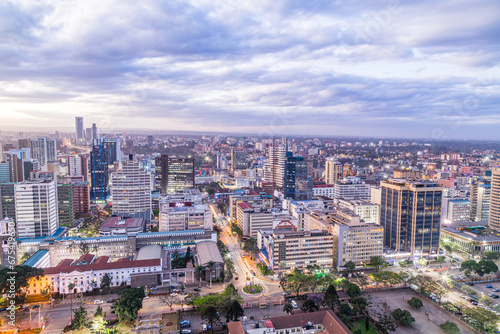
[288,270,308,296]
[0,265,44,304]
[207,261,216,288]
[114,288,145,323]
[484,251,500,261]
[462,307,500,332]
[161,294,180,310]
[195,265,205,287]
[443,244,452,255]
[72,304,88,330]
[201,306,220,334]
[101,273,112,292]
[92,315,107,334]
[391,308,415,326]
[283,302,294,314]
[351,296,368,315]
[407,297,423,310]
[95,305,104,317]
[339,302,352,317]
[225,300,244,322]
[373,300,398,333]
[346,283,361,298]
[461,259,499,277]
[345,261,356,272]
[242,238,258,253]
[371,271,401,287]
[231,225,243,238]
[418,257,428,266]
[323,284,340,310]
[301,299,319,313]
[369,256,388,271]
[440,321,460,334]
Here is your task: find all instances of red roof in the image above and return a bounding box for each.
[237,202,253,210]
[43,257,161,275]
[57,259,73,267]
[313,184,335,188]
[100,217,144,230]
[94,256,109,264]
[76,253,94,264]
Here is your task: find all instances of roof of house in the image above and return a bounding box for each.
[44,256,160,275]
[237,202,253,210]
[195,240,224,265]
[99,217,145,230]
[270,310,351,333]
[23,249,49,267]
[227,322,245,334]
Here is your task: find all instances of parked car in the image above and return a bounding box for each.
[181,330,191,334]
[291,300,298,308]
[94,300,104,304]
[193,288,200,292]
[171,293,178,297]
[492,294,499,299]
[459,294,466,298]
[106,299,114,303]
[150,286,157,290]
[467,282,474,286]
[487,285,493,288]
[471,301,478,305]
[493,288,500,292]
[202,324,208,331]
[31,305,39,310]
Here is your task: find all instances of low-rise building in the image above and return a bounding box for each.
[337,198,380,225]
[99,217,146,236]
[441,221,500,257]
[159,202,213,231]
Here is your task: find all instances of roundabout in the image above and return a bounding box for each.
[243,283,263,294]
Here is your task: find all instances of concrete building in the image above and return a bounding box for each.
[380,179,443,257]
[72,181,90,214]
[75,117,84,140]
[489,168,500,230]
[155,155,195,194]
[228,193,273,219]
[68,155,88,181]
[333,177,370,200]
[471,178,491,222]
[441,221,500,257]
[442,198,471,224]
[30,137,57,169]
[236,203,273,238]
[0,183,16,220]
[57,184,74,226]
[230,150,248,176]
[325,158,342,185]
[111,159,152,221]
[258,229,333,276]
[159,202,213,232]
[263,144,286,188]
[194,240,224,282]
[337,198,380,225]
[15,179,59,238]
[99,217,146,236]
[313,184,335,198]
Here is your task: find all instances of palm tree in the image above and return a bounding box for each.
[207,261,216,289]
[68,282,75,325]
[195,265,205,288]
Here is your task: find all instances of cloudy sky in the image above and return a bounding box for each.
[1,0,499,139]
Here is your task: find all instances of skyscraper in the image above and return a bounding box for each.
[7,154,24,182]
[230,149,247,175]
[90,140,109,201]
[30,137,57,169]
[380,179,443,257]
[283,152,311,200]
[57,183,74,226]
[325,158,342,185]
[68,155,88,181]
[156,155,195,194]
[489,168,500,230]
[15,179,59,238]
[470,178,491,222]
[92,123,98,140]
[263,143,286,188]
[0,183,16,220]
[111,159,152,220]
[75,117,84,140]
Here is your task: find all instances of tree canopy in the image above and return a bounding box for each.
[114,288,145,323]
[0,265,44,303]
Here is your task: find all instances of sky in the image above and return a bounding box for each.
[1,0,500,139]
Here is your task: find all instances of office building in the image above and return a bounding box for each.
[0,183,16,220]
[156,155,195,194]
[111,159,152,221]
[258,229,333,276]
[325,158,342,185]
[72,181,90,214]
[30,137,57,169]
[380,179,443,257]
[337,198,380,225]
[15,179,59,238]
[9,148,30,160]
[284,152,311,200]
[147,135,154,147]
[68,155,88,181]
[57,184,74,226]
[0,162,10,183]
[333,177,371,200]
[471,178,491,222]
[442,198,471,223]
[7,154,24,182]
[263,144,286,187]
[90,139,121,201]
[159,202,212,231]
[75,117,84,140]
[91,123,98,140]
[228,193,273,219]
[230,150,247,176]
[85,128,92,140]
[99,217,146,236]
[441,221,500,257]
[313,184,335,198]
[489,168,500,230]
[18,139,31,150]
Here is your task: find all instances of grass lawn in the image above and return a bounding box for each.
[350,320,379,334]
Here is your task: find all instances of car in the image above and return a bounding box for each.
[144,296,150,299]
[0,307,6,312]
[471,301,478,305]
[489,293,495,297]
[181,330,191,334]
[202,324,208,331]
[173,289,179,292]
[467,282,474,286]
[235,276,239,280]
[31,305,39,310]
[454,311,463,316]
[291,300,298,308]
[171,293,178,297]
[493,288,500,292]
[182,292,188,295]
[150,286,157,290]
[94,300,104,305]
[106,299,114,303]
[150,291,156,294]
[251,271,256,276]
[493,295,499,299]
[487,285,493,288]
[193,288,200,292]
[459,294,467,298]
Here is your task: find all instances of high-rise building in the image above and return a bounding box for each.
[91,123,98,140]
[7,154,24,182]
[156,155,195,194]
[18,139,31,150]
[30,137,57,169]
[333,177,371,200]
[325,159,342,185]
[0,183,16,220]
[23,160,39,181]
[72,181,90,214]
[90,139,121,201]
[489,168,500,230]
[57,184,74,226]
[263,144,286,187]
[230,150,247,175]
[380,179,443,257]
[9,148,30,160]
[284,152,311,200]
[442,198,471,223]
[147,135,154,147]
[0,162,10,183]
[75,117,84,140]
[470,178,491,222]
[85,128,92,141]
[68,155,88,181]
[15,179,58,238]
[111,159,152,221]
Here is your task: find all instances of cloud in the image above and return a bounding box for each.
[0,0,499,139]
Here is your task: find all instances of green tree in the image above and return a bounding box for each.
[407,297,423,310]
[225,300,245,322]
[114,288,145,323]
[92,315,107,334]
[440,321,460,334]
[195,265,205,287]
[463,307,500,332]
[283,302,294,314]
[100,273,112,292]
[418,257,428,266]
[392,308,415,326]
[231,225,243,238]
[201,305,220,334]
[369,256,388,271]
[0,265,44,304]
[242,238,258,253]
[301,299,319,313]
[339,302,352,317]
[207,261,216,289]
[95,305,104,317]
[346,283,361,298]
[323,284,340,310]
[345,261,356,272]
[351,296,368,314]
[373,300,398,333]
[72,304,88,330]
[484,251,500,261]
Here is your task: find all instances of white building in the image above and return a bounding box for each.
[30,137,57,169]
[111,159,152,221]
[313,184,335,198]
[333,177,370,200]
[263,145,286,187]
[442,198,471,223]
[67,155,87,179]
[15,179,59,238]
[159,203,213,231]
[337,198,380,225]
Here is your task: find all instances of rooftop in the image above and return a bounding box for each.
[100,217,145,230]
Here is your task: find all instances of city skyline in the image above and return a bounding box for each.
[1,0,499,139]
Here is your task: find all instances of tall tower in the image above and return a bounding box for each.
[75,117,84,140]
[380,179,443,257]
[92,123,98,140]
[489,168,500,230]
[325,158,342,185]
[30,137,57,169]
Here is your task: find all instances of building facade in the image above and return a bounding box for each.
[489,168,500,230]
